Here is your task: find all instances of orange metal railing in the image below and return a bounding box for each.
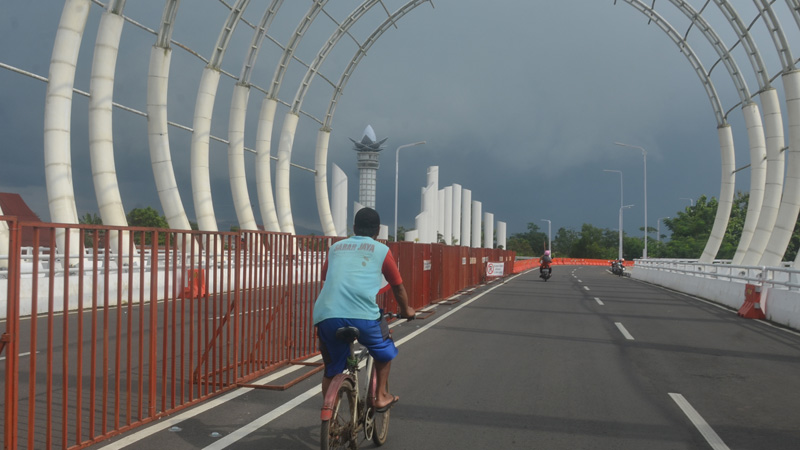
[0,219,515,449]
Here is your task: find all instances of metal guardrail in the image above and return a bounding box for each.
[634,259,800,291]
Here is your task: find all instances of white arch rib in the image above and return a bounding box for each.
[0,205,8,269]
[666,0,764,264]
[228,84,257,230]
[255,98,281,231]
[623,0,731,262]
[89,5,131,253]
[228,1,283,231]
[191,0,250,233]
[751,0,800,266]
[147,0,191,231]
[711,0,785,265]
[272,0,329,234]
[315,0,432,237]
[44,0,89,256]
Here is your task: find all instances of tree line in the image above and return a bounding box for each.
[506,192,800,260]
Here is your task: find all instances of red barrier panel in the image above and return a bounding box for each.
[0,220,516,449]
[738,284,766,319]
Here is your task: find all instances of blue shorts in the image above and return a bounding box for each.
[317,317,398,377]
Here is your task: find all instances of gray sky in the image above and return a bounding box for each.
[1,1,798,240]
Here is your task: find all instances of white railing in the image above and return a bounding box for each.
[635,259,800,291]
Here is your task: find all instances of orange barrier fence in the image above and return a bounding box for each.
[513,257,634,273]
[0,217,515,449]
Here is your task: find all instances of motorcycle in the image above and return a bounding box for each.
[539,263,552,281]
[611,261,626,277]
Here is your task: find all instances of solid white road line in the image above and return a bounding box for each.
[669,393,730,450]
[594,297,604,306]
[0,351,36,361]
[105,273,524,449]
[615,322,634,340]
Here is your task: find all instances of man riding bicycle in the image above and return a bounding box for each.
[313,207,415,412]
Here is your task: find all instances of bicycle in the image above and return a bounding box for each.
[320,313,409,449]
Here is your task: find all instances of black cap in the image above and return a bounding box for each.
[354,207,380,236]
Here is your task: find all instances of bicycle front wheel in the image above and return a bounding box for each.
[321,379,357,450]
[370,375,390,446]
[371,408,390,446]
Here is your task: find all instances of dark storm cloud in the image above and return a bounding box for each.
[2,0,793,238]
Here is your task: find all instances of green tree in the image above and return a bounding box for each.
[78,212,102,225]
[127,207,169,245]
[662,192,748,259]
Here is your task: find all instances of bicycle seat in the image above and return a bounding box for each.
[335,326,360,342]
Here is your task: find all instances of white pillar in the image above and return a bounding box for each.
[443,186,453,245]
[44,0,89,256]
[148,45,191,231]
[743,89,785,264]
[191,67,222,232]
[89,9,130,253]
[0,205,8,269]
[765,71,800,266]
[471,201,482,248]
[461,189,472,247]
[484,212,494,249]
[497,221,507,250]
[732,102,767,264]
[378,225,389,241]
[405,229,419,242]
[275,112,300,235]
[414,211,427,243]
[255,97,280,232]
[331,164,347,237]
[423,185,437,243]
[700,125,736,263]
[314,129,337,236]
[228,83,257,230]
[438,189,445,243]
[426,166,439,243]
[452,184,462,245]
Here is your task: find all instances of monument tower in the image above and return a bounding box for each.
[350,125,387,209]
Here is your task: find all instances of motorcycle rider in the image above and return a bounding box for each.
[539,250,552,277]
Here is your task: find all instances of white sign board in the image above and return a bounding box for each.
[486,262,504,277]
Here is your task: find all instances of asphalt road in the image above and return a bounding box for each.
[95,266,800,449]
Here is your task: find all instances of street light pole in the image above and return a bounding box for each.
[541,219,551,253]
[619,205,635,260]
[394,141,426,241]
[680,197,694,207]
[604,169,623,260]
[614,142,648,259]
[657,216,670,243]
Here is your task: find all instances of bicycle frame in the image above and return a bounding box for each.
[320,341,377,429]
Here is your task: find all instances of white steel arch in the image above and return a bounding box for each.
[666,0,766,265]
[750,0,800,267]
[315,0,432,236]
[273,0,330,235]
[281,0,386,237]
[622,0,733,262]
[44,0,90,256]
[228,0,284,231]
[89,0,131,253]
[147,0,193,231]
[191,0,251,233]
[711,0,787,266]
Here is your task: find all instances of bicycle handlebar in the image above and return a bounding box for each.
[384,311,416,321]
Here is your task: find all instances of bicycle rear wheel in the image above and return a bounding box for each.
[321,379,357,450]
